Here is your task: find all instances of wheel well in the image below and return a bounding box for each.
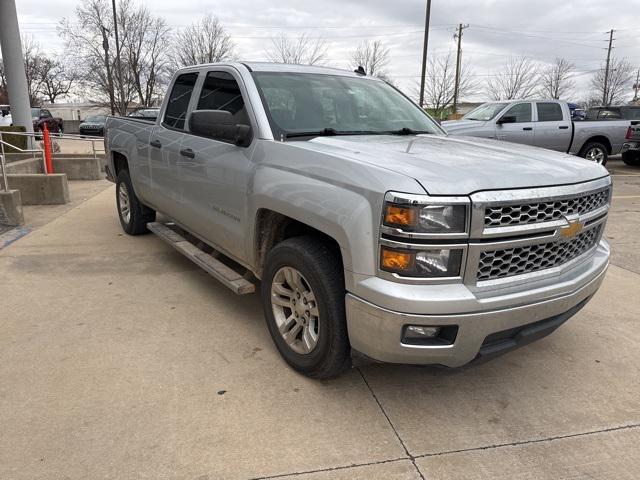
[254,210,343,278]
[581,136,612,154]
[112,152,129,176]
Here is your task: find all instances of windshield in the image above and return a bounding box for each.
[251,72,443,139]
[85,115,106,122]
[464,103,508,121]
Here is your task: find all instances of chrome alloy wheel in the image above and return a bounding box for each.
[118,182,131,224]
[585,146,606,164]
[270,266,320,354]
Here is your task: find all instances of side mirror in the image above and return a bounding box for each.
[497,115,516,125]
[189,109,252,147]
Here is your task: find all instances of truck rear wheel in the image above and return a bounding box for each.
[116,169,156,235]
[622,151,640,166]
[579,141,608,166]
[261,236,350,379]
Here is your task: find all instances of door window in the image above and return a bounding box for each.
[501,103,531,123]
[196,71,250,127]
[163,72,198,130]
[536,103,563,122]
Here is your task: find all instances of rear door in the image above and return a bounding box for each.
[176,68,257,261]
[533,102,572,152]
[148,71,199,218]
[495,102,535,146]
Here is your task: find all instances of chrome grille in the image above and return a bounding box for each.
[484,188,610,228]
[477,225,602,281]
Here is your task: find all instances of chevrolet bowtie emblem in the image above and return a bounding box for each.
[560,220,584,239]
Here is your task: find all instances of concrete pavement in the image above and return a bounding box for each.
[0,160,639,479]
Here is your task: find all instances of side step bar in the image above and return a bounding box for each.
[147,222,255,295]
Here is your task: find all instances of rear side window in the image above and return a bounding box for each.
[164,72,198,130]
[599,108,622,120]
[536,103,563,122]
[502,103,531,123]
[196,71,249,125]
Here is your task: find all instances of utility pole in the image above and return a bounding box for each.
[111,0,124,115]
[633,69,639,103]
[418,0,432,108]
[452,23,469,115]
[101,26,115,116]
[602,28,614,106]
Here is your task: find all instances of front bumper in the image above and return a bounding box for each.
[346,241,609,367]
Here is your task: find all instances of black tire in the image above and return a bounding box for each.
[261,236,350,379]
[622,151,640,166]
[579,141,608,166]
[115,169,155,235]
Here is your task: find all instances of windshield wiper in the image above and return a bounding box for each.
[285,128,388,139]
[384,127,432,135]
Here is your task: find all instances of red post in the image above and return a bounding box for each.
[42,122,53,174]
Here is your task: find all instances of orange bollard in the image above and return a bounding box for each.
[42,122,53,174]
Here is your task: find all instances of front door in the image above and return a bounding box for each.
[495,103,535,146]
[177,69,256,262]
[148,72,199,219]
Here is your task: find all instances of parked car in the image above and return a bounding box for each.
[31,107,64,134]
[622,121,640,166]
[0,105,11,127]
[79,115,107,137]
[127,108,160,121]
[442,100,630,165]
[586,105,640,121]
[105,63,611,378]
[568,102,586,120]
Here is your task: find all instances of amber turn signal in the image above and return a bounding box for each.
[384,205,416,227]
[380,247,414,272]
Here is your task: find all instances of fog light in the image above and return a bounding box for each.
[405,325,440,339]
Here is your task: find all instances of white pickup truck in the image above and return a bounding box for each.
[443,100,630,165]
[104,63,611,378]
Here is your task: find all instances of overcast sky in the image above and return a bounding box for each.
[13,0,640,102]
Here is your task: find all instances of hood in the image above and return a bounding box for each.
[291,134,608,195]
[441,119,488,134]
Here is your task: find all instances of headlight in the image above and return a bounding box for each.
[383,202,467,234]
[380,246,463,277]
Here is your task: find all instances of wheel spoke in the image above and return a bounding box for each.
[273,282,294,298]
[302,323,318,351]
[282,322,302,345]
[278,314,297,334]
[271,294,292,308]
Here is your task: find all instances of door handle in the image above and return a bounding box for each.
[559,126,569,130]
[523,127,533,131]
[150,139,162,148]
[180,148,195,159]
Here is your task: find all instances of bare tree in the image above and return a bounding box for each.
[22,36,45,105]
[125,6,172,105]
[266,33,327,65]
[172,14,235,68]
[37,56,78,103]
[487,56,540,100]
[350,40,390,79]
[0,59,8,104]
[416,52,477,118]
[538,57,575,99]
[59,0,170,114]
[591,57,635,106]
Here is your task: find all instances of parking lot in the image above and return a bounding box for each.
[1,158,639,479]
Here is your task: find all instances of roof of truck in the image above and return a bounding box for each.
[178,61,366,78]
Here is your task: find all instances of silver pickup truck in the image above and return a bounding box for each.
[105,62,611,378]
[622,121,640,166]
[442,100,629,165]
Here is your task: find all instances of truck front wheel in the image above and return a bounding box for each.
[261,236,350,378]
[116,169,156,235]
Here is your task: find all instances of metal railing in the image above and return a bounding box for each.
[0,130,105,192]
